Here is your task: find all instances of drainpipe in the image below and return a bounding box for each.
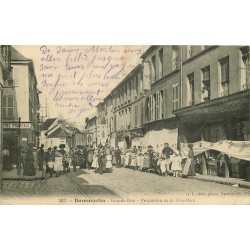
[180,45,183,108]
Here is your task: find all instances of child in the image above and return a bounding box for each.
[143,152,150,172]
[157,156,167,176]
[125,150,131,168]
[92,149,99,173]
[130,152,137,170]
[170,151,182,177]
[137,152,144,171]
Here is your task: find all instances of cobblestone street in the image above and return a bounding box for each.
[1,167,250,204]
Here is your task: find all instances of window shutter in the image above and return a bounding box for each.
[8,96,14,117]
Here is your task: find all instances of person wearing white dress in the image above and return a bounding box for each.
[130,153,137,170]
[54,151,63,177]
[137,153,144,171]
[125,151,131,168]
[157,157,167,176]
[105,150,113,173]
[170,151,182,177]
[92,149,99,173]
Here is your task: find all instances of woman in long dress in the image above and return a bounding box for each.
[92,149,99,173]
[105,150,113,173]
[23,144,35,176]
[2,147,12,171]
[32,147,39,170]
[54,151,63,177]
[183,144,196,177]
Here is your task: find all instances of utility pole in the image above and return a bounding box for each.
[17,117,21,176]
[0,83,3,194]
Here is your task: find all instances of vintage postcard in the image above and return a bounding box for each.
[0,45,249,205]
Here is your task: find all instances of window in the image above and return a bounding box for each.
[172,83,180,110]
[219,56,229,96]
[159,48,163,78]
[140,102,144,125]
[240,49,247,90]
[201,45,209,51]
[159,90,164,119]
[12,67,19,86]
[139,72,143,94]
[134,105,138,127]
[128,107,131,129]
[187,73,195,106]
[124,85,127,101]
[128,82,131,100]
[3,95,14,119]
[147,96,152,122]
[146,91,164,122]
[155,92,159,120]
[172,46,178,70]
[201,66,210,102]
[187,45,194,58]
[152,94,156,121]
[151,55,156,83]
[134,77,139,98]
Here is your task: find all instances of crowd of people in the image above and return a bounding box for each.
[121,143,196,178]
[2,141,197,178]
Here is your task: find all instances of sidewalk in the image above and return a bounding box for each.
[2,167,45,181]
[189,174,250,189]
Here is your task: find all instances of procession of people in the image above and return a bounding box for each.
[1,141,206,178]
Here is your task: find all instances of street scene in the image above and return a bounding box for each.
[0,45,250,205]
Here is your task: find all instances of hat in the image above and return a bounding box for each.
[55,151,63,157]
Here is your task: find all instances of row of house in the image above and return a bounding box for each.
[0,46,40,163]
[85,46,250,156]
[40,118,87,151]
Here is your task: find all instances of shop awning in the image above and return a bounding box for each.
[173,89,250,124]
[181,140,250,161]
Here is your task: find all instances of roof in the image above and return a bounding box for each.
[42,118,57,130]
[47,127,72,138]
[140,45,160,60]
[87,112,97,120]
[66,126,82,134]
[11,47,31,61]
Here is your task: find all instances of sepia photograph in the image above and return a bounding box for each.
[0,45,249,205]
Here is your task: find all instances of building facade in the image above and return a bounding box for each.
[85,113,97,147]
[173,46,250,144]
[86,46,250,173]
[0,45,12,175]
[2,47,40,163]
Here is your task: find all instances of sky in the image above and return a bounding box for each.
[14,45,146,129]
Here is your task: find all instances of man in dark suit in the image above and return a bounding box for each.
[162,143,174,172]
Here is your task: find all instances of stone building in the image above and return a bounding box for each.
[2,47,40,163]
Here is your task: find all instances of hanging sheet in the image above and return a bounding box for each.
[181,140,250,161]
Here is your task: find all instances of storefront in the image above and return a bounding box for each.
[142,117,178,153]
[3,121,34,164]
[174,90,250,179]
[173,90,250,144]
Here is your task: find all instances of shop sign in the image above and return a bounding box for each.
[3,123,31,129]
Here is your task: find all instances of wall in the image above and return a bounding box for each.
[12,64,30,121]
[182,46,242,107]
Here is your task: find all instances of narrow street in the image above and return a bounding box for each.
[1,167,250,204]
